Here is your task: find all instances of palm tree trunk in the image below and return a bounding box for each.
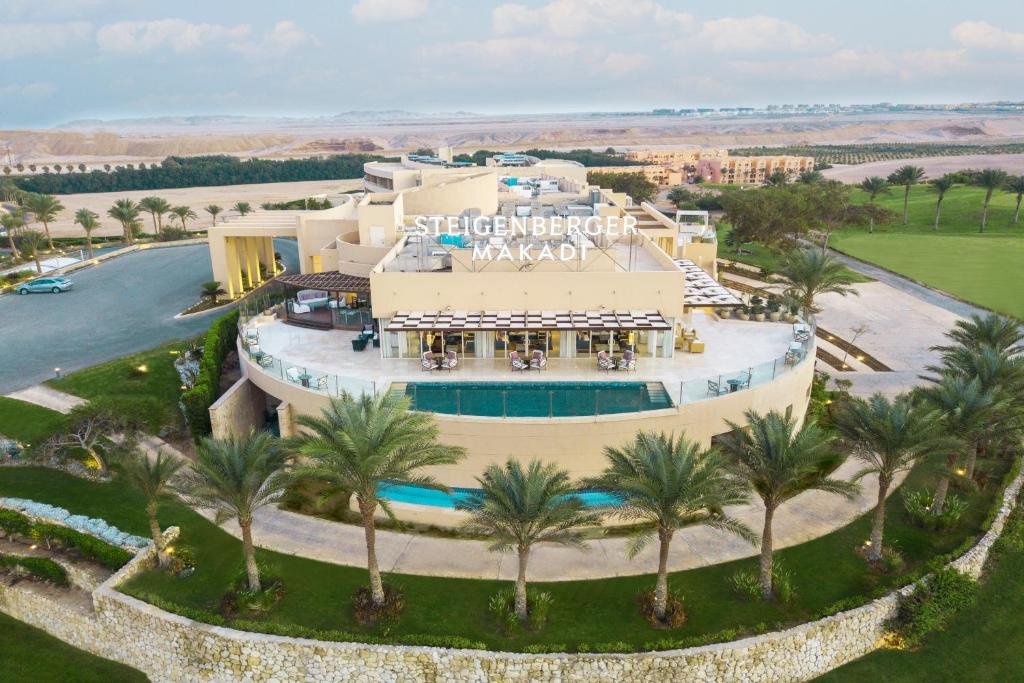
[980,193,992,233]
[759,504,775,599]
[903,186,910,224]
[239,519,261,592]
[147,501,168,568]
[930,453,956,515]
[359,499,385,606]
[150,213,158,234]
[33,254,42,274]
[868,476,890,562]
[42,220,53,251]
[85,235,94,259]
[964,441,979,481]
[654,529,672,621]
[934,198,943,230]
[1014,195,1022,224]
[9,236,21,260]
[515,545,530,623]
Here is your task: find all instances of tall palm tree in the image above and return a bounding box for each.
[458,459,599,622]
[107,198,141,245]
[18,230,46,273]
[233,202,252,217]
[776,247,859,317]
[138,196,171,233]
[932,313,1024,357]
[764,170,789,187]
[717,409,857,598]
[833,394,954,561]
[585,432,755,621]
[1,211,23,260]
[887,165,926,224]
[928,175,956,230]
[797,170,823,185]
[974,168,1008,233]
[289,392,465,607]
[169,206,197,232]
[180,431,290,591]
[858,176,889,233]
[918,376,999,509]
[23,192,64,251]
[205,204,223,226]
[73,208,100,258]
[118,448,186,568]
[1004,175,1024,225]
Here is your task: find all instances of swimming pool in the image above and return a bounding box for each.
[379,482,621,509]
[404,381,673,417]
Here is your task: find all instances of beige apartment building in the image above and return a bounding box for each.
[623,148,815,186]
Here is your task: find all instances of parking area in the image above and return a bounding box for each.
[0,239,298,393]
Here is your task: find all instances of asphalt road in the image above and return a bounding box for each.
[0,239,298,394]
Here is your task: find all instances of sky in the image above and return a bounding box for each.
[1,0,1023,127]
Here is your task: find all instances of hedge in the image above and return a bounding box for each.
[30,523,133,569]
[0,509,32,536]
[0,553,69,586]
[181,309,240,439]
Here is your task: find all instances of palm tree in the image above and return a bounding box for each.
[887,165,926,224]
[138,196,171,233]
[23,193,64,251]
[0,211,23,260]
[18,230,46,273]
[776,247,859,317]
[833,394,953,561]
[205,204,223,226]
[974,168,1008,233]
[73,208,100,258]
[918,376,999,508]
[201,280,226,304]
[458,459,599,622]
[585,432,755,621]
[667,187,691,208]
[928,175,956,230]
[932,313,1024,357]
[289,392,465,607]
[717,409,857,598]
[169,206,197,232]
[858,176,889,233]
[180,431,290,591]
[107,199,141,245]
[1004,176,1024,225]
[797,170,823,184]
[118,448,186,568]
[233,202,252,217]
[764,170,789,187]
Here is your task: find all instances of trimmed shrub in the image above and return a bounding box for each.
[30,523,133,569]
[0,553,69,586]
[181,309,240,439]
[0,509,32,536]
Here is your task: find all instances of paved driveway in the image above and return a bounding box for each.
[0,239,297,394]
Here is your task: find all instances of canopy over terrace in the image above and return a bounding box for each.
[676,259,744,309]
[381,309,675,359]
[277,272,372,331]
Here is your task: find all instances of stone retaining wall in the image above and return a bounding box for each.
[1,471,1021,682]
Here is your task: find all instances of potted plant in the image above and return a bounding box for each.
[767,295,782,322]
[718,307,733,319]
[750,296,766,322]
[786,302,800,323]
[737,304,750,321]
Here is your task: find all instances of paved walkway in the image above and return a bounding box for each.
[4,384,86,412]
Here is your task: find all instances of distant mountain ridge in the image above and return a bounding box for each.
[56,110,481,129]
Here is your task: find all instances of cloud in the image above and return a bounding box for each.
[0,82,57,100]
[951,21,1024,52]
[351,0,429,24]
[697,16,835,53]
[493,0,693,38]
[230,21,316,60]
[602,52,652,77]
[96,19,250,54]
[0,21,93,58]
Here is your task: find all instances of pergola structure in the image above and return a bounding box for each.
[676,259,744,308]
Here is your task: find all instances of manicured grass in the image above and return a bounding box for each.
[0,457,1008,652]
[717,224,873,283]
[818,508,1024,682]
[0,397,67,444]
[833,185,1024,318]
[46,341,190,432]
[0,611,147,682]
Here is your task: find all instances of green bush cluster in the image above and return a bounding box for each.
[181,310,240,439]
[889,566,978,647]
[0,509,32,536]
[30,523,133,569]
[0,553,69,586]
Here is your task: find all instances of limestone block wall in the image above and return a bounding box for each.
[209,376,267,440]
[0,473,1020,683]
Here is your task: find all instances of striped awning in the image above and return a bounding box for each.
[675,259,744,308]
[385,309,671,332]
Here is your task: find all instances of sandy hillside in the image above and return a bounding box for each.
[35,178,361,238]
[823,153,1024,183]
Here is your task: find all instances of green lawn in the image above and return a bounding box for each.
[717,224,872,283]
[0,397,68,445]
[0,458,1007,653]
[833,185,1024,318]
[0,611,147,682]
[818,507,1024,682]
[46,341,190,433]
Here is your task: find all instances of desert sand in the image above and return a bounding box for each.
[823,153,1024,183]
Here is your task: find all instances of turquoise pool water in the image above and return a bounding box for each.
[379,482,621,509]
[405,381,672,417]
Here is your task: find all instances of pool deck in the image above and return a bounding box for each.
[248,312,798,400]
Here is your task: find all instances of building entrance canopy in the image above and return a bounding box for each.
[385,309,671,332]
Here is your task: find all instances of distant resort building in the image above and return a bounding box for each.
[624,147,815,185]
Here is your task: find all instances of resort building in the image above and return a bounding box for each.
[206,150,815,505]
[622,148,815,186]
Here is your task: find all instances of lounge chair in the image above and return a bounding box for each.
[597,350,616,372]
[286,367,302,383]
[258,353,274,368]
[618,350,636,372]
[421,351,439,371]
[793,323,811,343]
[707,379,726,396]
[316,376,329,391]
[509,351,529,371]
[530,350,547,371]
[785,341,803,365]
[441,350,459,372]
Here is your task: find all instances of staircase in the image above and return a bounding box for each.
[645,382,673,409]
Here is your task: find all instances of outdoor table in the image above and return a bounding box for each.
[298,374,312,388]
[727,379,742,392]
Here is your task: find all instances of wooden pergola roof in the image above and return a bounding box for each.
[385,310,671,332]
[276,272,371,293]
